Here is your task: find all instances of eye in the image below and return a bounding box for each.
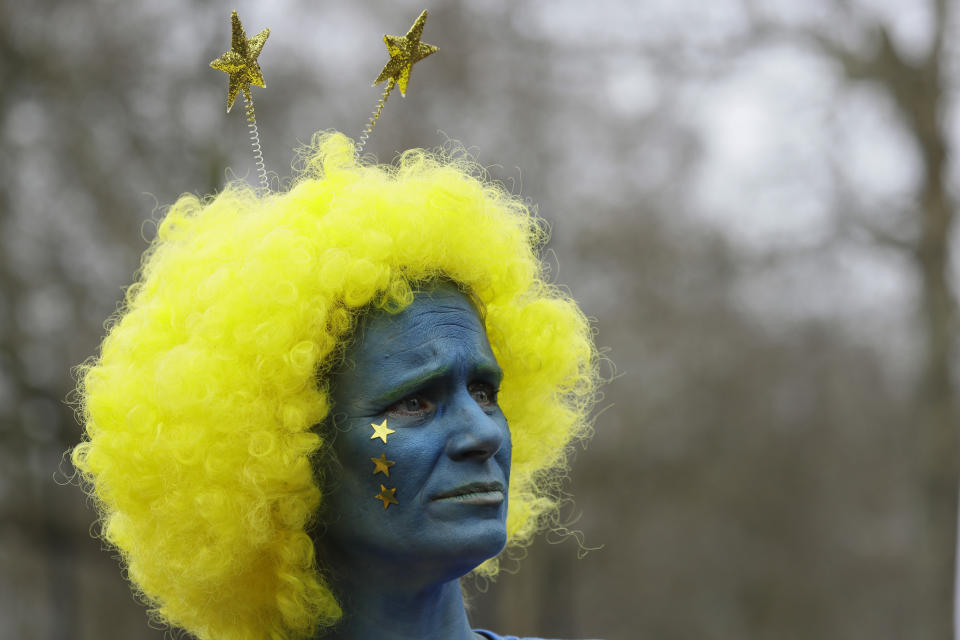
[468,382,498,407]
[387,394,432,416]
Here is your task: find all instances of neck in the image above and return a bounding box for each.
[314,538,481,640]
[321,572,477,640]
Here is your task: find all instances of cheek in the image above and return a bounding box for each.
[327,425,388,505]
[332,423,376,469]
[386,436,443,495]
[335,423,442,501]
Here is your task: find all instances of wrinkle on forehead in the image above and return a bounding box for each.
[361,292,483,341]
[362,317,485,366]
[330,286,500,407]
[380,319,482,349]
[343,287,489,369]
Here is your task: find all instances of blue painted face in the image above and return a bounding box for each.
[322,283,512,585]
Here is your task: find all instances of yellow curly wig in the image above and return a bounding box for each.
[71,132,599,640]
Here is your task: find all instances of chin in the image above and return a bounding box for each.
[453,521,509,566]
[410,517,508,581]
[461,519,508,557]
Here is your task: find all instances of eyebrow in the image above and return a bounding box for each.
[371,361,503,407]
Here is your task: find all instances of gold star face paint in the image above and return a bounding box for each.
[369,419,396,444]
[375,485,399,509]
[371,453,396,477]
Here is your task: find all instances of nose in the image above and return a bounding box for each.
[443,389,506,462]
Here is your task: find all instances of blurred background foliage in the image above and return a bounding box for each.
[1,0,958,639]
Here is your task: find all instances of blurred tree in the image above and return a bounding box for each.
[745,1,958,634]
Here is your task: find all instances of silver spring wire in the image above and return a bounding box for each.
[243,88,270,195]
[355,79,394,161]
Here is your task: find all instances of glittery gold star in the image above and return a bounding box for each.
[370,453,396,477]
[375,484,399,509]
[210,11,270,113]
[373,9,438,97]
[370,419,396,444]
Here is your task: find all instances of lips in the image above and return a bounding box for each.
[431,481,505,501]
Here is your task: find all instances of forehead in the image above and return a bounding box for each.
[343,284,493,372]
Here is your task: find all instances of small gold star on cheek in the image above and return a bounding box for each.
[370,453,396,477]
[375,485,399,509]
[369,419,396,443]
[210,11,270,112]
[373,9,438,96]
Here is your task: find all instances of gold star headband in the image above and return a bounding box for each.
[210,10,437,184]
[355,9,438,159]
[209,11,435,512]
[211,11,271,194]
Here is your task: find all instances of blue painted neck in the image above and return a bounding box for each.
[320,576,476,640]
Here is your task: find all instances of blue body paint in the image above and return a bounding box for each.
[318,283,511,639]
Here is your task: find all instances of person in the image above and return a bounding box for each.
[71,132,600,640]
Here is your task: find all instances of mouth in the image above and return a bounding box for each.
[431,481,505,505]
